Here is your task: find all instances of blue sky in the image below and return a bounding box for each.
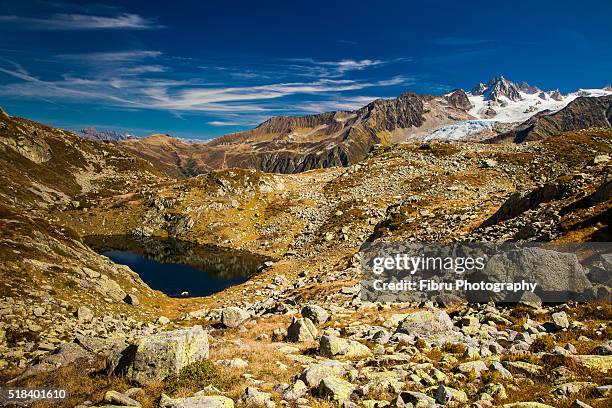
[0,0,610,139]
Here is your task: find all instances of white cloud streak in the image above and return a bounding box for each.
[57,50,163,62]
[207,121,243,126]
[0,13,162,30]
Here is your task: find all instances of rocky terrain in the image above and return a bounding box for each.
[0,94,611,408]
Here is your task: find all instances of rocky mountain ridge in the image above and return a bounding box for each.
[117,91,473,175]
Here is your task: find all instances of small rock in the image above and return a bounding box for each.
[240,387,275,408]
[396,310,454,338]
[216,358,249,369]
[104,390,142,407]
[76,306,94,323]
[124,293,140,306]
[319,335,372,360]
[33,306,45,317]
[456,360,488,377]
[435,385,467,404]
[592,154,610,165]
[551,311,570,329]
[398,391,436,407]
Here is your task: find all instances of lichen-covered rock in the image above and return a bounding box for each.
[456,360,489,377]
[395,310,454,337]
[362,370,404,394]
[398,391,436,408]
[481,383,507,400]
[216,358,248,369]
[569,355,612,373]
[435,385,468,404]
[221,307,250,328]
[10,343,94,382]
[124,293,140,306]
[479,248,592,302]
[505,361,543,376]
[300,360,351,388]
[282,380,308,401]
[110,325,209,385]
[239,387,275,408]
[593,340,612,355]
[76,306,94,323]
[551,311,570,329]
[319,335,372,360]
[286,317,317,342]
[318,376,355,401]
[82,275,127,303]
[301,304,329,324]
[551,382,596,399]
[160,394,234,408]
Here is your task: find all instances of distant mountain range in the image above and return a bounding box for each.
[76,127,136,141]
[110,76,611,175]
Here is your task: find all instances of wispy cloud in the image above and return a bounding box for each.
[0,12,162,30]
[57,50,163,62]
[286,58,394,78]
[320,59,386,73]
[207,121,242,126]
[0,50,414,127]
[336,39,358,45]
[432,37,492,46]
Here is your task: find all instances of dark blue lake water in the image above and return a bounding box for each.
[86,236,268,297]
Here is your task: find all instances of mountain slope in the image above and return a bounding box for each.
[0,109,164,211]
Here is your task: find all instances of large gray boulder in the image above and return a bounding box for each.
[81,274,127,303]
[395,310,454,337]
[110,325,209,385]
[221,307,250,328]
[300,360,352,388]
[478,247,592,302]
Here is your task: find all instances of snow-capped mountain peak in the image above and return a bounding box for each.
[482,75,523,102]
[425,77,612,142]
[465,76,612,123]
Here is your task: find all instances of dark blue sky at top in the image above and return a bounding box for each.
[0,0,610,139]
